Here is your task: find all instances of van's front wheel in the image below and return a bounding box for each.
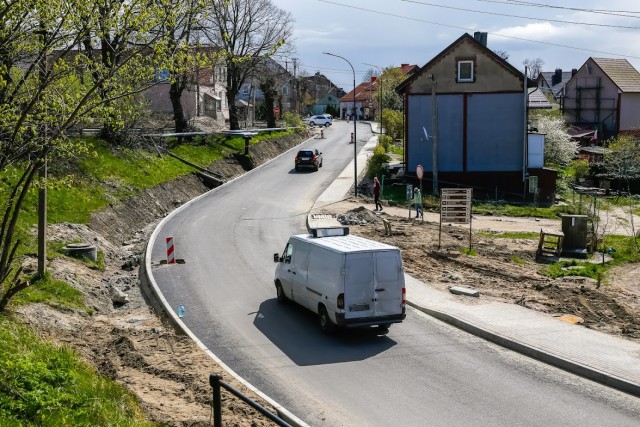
[276,282,287,303]
[319,306,336,334]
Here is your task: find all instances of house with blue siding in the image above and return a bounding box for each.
[396,32,556,203]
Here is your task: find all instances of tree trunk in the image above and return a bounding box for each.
[228,93,240,130]
[169,81,188,134]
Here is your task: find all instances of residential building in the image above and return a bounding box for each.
[339,78,377,120]
[562,57,640,140]
[536,68,575,101]
[396,32,556,203]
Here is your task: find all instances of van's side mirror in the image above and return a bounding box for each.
[273,253,280,263]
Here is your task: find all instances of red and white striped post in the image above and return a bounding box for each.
[166,236,175,264]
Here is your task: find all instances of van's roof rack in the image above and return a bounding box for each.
[310,226,350,238]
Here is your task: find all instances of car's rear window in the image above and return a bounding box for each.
[298,150,313,156]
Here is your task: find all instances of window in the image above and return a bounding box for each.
[283,243,293,263]
[242,85,250,96]
[457,60,474,82]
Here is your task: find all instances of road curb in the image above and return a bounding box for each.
[407,300,640,397]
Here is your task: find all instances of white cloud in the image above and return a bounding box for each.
[493,22,569,41]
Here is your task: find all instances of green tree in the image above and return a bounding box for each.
[376,66,407,112]
[0,0,174,311]
[204,0,293,129]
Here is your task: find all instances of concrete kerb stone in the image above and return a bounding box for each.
[406,299,640,397]
[142,132,316,427]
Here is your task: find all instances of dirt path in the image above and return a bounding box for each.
[322,199,640,343]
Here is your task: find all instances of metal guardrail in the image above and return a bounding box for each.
[209,374,292,427]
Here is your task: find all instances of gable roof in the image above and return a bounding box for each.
[590,58,640,92]
[528,87,552,109]
[538,70,573,96]
[339,79,377,103]
[396,33,532,93]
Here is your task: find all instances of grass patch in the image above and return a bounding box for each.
[472,202,574,219]
[387,144,403,155]
[460,248,478,256]
[0,314,154,426]
[12,273,88,313]
[478,231,539,240]
[510,255,526,264]
[543,259,602,279]
[542,234,639,280]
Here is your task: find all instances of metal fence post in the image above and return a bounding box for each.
[210,374,222,427]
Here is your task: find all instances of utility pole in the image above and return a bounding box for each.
[430,75,439,196]
[293,58,299,114]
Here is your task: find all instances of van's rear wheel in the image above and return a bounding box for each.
[276,282,287,303]
[377,325,390,334]
[319,306,336,334]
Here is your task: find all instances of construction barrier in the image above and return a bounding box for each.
[166,236,175,264]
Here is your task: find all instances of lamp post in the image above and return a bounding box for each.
[363,63,383,134]
[324,52,358,196]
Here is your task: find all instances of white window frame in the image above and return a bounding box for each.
[457,60,474,82]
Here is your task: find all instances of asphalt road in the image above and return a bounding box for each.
[150,121,640,426]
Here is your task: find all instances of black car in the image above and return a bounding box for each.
[295,148,323,172]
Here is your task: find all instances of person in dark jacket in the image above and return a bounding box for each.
[373,177,383,211]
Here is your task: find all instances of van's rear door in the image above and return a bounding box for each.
[343,253,375,319]
[372,250,404,316]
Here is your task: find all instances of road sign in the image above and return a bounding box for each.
[440,188,472,223]
[416,164,424,180]
[439,188,473,250]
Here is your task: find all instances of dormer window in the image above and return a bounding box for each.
[457,60,474,82]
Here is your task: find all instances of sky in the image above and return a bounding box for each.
[269,0,640,91]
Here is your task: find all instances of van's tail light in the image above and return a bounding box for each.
[402,288,406,307]
[312,154,317,161]
[337,293,344,309]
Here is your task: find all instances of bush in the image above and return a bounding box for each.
[378,134,392,152]
[381,109,403,141]
[366,145,391,179]
[282,112,305,132]
[566,159,590,183]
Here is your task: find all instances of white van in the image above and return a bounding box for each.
[273,229,406,333]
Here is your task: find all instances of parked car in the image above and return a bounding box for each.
[295,148,323,172]
[303,115,332,127]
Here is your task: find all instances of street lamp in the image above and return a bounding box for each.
[323,52,358,197]
[363,63,383,135]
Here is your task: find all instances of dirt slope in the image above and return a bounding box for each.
[17,134,306,426]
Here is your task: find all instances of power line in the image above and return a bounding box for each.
[503,0,640,16]
[401,0,640,29]
[318,0,640,61]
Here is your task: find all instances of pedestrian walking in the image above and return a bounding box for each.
[373,177,383,211]
[413,187,423,218]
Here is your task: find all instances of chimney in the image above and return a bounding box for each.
[370,76,377,83]
[401,63,409,67]
[473,31,488,46]
[552,68,562,85]
[572,68,578,77]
